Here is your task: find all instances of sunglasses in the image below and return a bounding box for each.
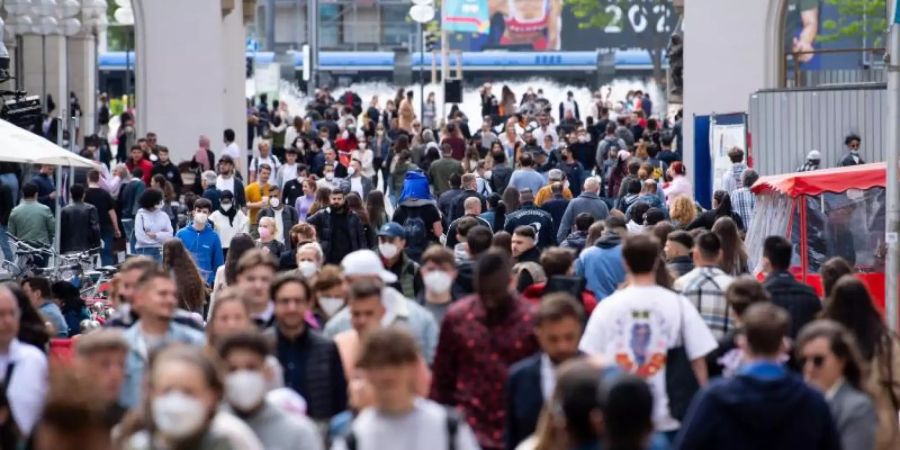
[799,354,826,368]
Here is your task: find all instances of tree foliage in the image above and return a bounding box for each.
[818,0,887,47]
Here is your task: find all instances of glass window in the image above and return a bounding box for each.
[792,187,886,273]
[320,4,341,48]
[382,3,415,47]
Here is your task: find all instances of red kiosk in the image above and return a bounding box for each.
[747,162,889,310]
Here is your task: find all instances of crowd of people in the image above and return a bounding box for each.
[0,82,894,450]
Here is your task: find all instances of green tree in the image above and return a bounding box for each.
[817,0,887,47]
[566,0,674,85]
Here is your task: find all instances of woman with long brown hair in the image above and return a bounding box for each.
[821,275,900,450]
[307,186,331,217]
[209,233,256,320]
[366,190,389,231]
[346,192,374,249]
[162,239,207,314]
[712,216,749,275]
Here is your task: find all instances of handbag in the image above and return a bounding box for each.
[665,296,700,421]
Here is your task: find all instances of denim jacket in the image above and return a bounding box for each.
[119,321,206,408]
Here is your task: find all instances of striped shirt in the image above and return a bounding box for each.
[730,187,755,231]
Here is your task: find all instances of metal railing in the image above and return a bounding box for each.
[783,47,886,88]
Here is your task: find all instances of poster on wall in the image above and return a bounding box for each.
[710,117,747,194]
[784,0,886,71]
[448,0,676,52]
[444,0,491,33]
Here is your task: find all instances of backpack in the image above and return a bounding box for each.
[400,206,429,263]
[344,406,460,450]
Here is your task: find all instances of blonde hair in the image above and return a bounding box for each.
[259,216,276,229]
[670,195,697,226]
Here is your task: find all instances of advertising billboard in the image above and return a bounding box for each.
[447,0,677,52]
[784,0,886,70]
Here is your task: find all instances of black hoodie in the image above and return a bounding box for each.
[675,365,840,450]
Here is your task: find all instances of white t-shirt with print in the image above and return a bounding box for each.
[579,285,718,431]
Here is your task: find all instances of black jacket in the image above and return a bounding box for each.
[504,204,557,249]
[763,271,822,339]
[307,208,366,265]
[267,327,347,420]
[449,190,486,225]
[490,165,513,194]
[540,196,569,242]
[668,255,695,278]
[60,202,100,253]
[151,161,183,193]
[505,353,544,450]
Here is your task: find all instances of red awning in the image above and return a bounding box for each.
[751,162,887,197]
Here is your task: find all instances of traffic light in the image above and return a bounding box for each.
[667,33,683,98]
[425,31,439,52]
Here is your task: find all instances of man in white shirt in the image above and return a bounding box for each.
[579,234,717,433]
[278,147,300,190]
[250,140,282,184]
[0,284,48,440]
[222,128,242,172]
[333,328,480,450]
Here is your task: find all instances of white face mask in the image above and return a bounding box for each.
[423,270,453,295]
[224,370,267,412]
[152,391,208,439]
[325,172,334,181]
[319,296,345,317]
[347,167,357,177]
[193,212,209,227]
[220,202,233,212]
[379,242,399,259]
[157,201,165,210]
[270,197,281,208]
[297,261,318,278]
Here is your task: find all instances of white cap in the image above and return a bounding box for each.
[807,149,821,160]
[341,250,398,283]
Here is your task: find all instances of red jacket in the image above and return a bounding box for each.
[126,158,154,185]
[522,282,597,316]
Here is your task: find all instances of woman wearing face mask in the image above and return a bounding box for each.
[133,188,173,262]
[796,320,877,450]
[256,216,285,257]
[311,265,346,324]
[294,242,324,281]
[353,138,376,185]
[208,190,250,260]
[116,345,263,450]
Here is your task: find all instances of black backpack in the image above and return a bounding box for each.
[400,206,429,263]
[344,406,460,450]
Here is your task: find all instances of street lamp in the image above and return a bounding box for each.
[409,0,434,122]
[113,2,133,108]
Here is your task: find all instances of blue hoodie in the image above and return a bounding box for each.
[175,222,224,285]
[575,232,625,299]
[674,362,840,450]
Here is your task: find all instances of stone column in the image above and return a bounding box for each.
[223,0,247,177]
[68,31,97,138]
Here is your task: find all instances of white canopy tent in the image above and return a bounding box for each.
[0,118,99,259]
[0,118,96,167]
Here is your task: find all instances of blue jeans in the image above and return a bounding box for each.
[100,229,115,266]
[134,246,161,262]
[122,218,135,253]
[0,173,18,206]
[0,225,11,261]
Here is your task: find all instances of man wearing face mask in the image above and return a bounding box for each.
[323,148,348,179]
[175,198,224,286]
[376,223,423,300]
[839,133,864,167]
[431,249,538,450]
[324,250,438,364]
[218,331,323,450]
[307,184,366,265]
[215,156,246,209]
[258,185,300,251]
[417,246,465,325]
[346,158,374,199]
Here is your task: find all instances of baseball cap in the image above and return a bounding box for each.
[807,150,821,160]
[377,222,406,239]
[341,250,398,283]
